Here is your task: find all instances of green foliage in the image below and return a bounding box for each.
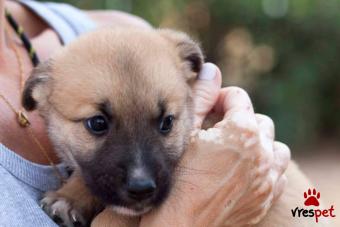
[43,0,340,149]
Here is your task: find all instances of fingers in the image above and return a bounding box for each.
[257,115,289,202]
[256,114,275,140]
[273,141,291,176]
[273,175,287,202]
[214,87,258,134]
[213,86,254,117]
[256,114,289,179]
[192,63,222,129]
[272,141,290,202]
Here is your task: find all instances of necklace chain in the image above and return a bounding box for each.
[0,18,65,184]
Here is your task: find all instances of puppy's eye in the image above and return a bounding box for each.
[85,115,108,135]
[159,115,174,134]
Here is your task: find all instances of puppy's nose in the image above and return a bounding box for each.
[126,176,156,200]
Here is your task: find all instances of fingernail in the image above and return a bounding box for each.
[198,63,217,80]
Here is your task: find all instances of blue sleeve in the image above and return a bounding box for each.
[20,0,97,44]
[0,166,57,227]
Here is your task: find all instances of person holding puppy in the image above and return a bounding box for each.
[0,0,290,226]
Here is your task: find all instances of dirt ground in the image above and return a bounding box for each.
[295,144,340,226]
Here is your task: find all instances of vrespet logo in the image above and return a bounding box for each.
[291,188,336,223]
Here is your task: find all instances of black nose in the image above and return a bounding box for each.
[126,176,156,200]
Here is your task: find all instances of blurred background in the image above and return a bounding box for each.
[45,0,340,149]
[43,0,340,222]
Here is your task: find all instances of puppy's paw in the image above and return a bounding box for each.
[40,191,88,227]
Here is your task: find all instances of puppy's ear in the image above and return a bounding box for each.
[159,29,204,81]
[22,61,52,111]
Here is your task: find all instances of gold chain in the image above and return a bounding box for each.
[0,25,65,184]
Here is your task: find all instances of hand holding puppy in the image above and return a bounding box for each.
[140,63,290,227]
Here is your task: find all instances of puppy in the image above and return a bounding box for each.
[22,28,327,227]
[23,28,202,226]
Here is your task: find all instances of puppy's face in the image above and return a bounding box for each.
[23,29,203,215]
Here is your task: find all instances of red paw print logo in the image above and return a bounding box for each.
[304,188,320,206]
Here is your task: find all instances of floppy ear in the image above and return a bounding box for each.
[22,61,52,111]
[158,29,204,81]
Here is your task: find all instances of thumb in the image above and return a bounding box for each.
[193,63,222,129]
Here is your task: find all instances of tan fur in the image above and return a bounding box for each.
[23,28,331,227]
[44,171,102,220]
[30,29,198,164]
[24,28,203,226]
[91,208,139,227]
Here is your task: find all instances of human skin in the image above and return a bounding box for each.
[138,64,290,227]
[0,1,290,226]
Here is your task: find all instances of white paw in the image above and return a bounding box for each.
[40,192,87,227]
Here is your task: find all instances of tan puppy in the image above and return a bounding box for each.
[23,28,203,226]
[22,28,327,227]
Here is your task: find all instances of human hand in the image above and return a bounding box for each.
[140,63,290,227]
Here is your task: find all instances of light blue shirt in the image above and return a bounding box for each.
[0,1,96,226]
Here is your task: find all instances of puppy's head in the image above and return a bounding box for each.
[23,28,203,215]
